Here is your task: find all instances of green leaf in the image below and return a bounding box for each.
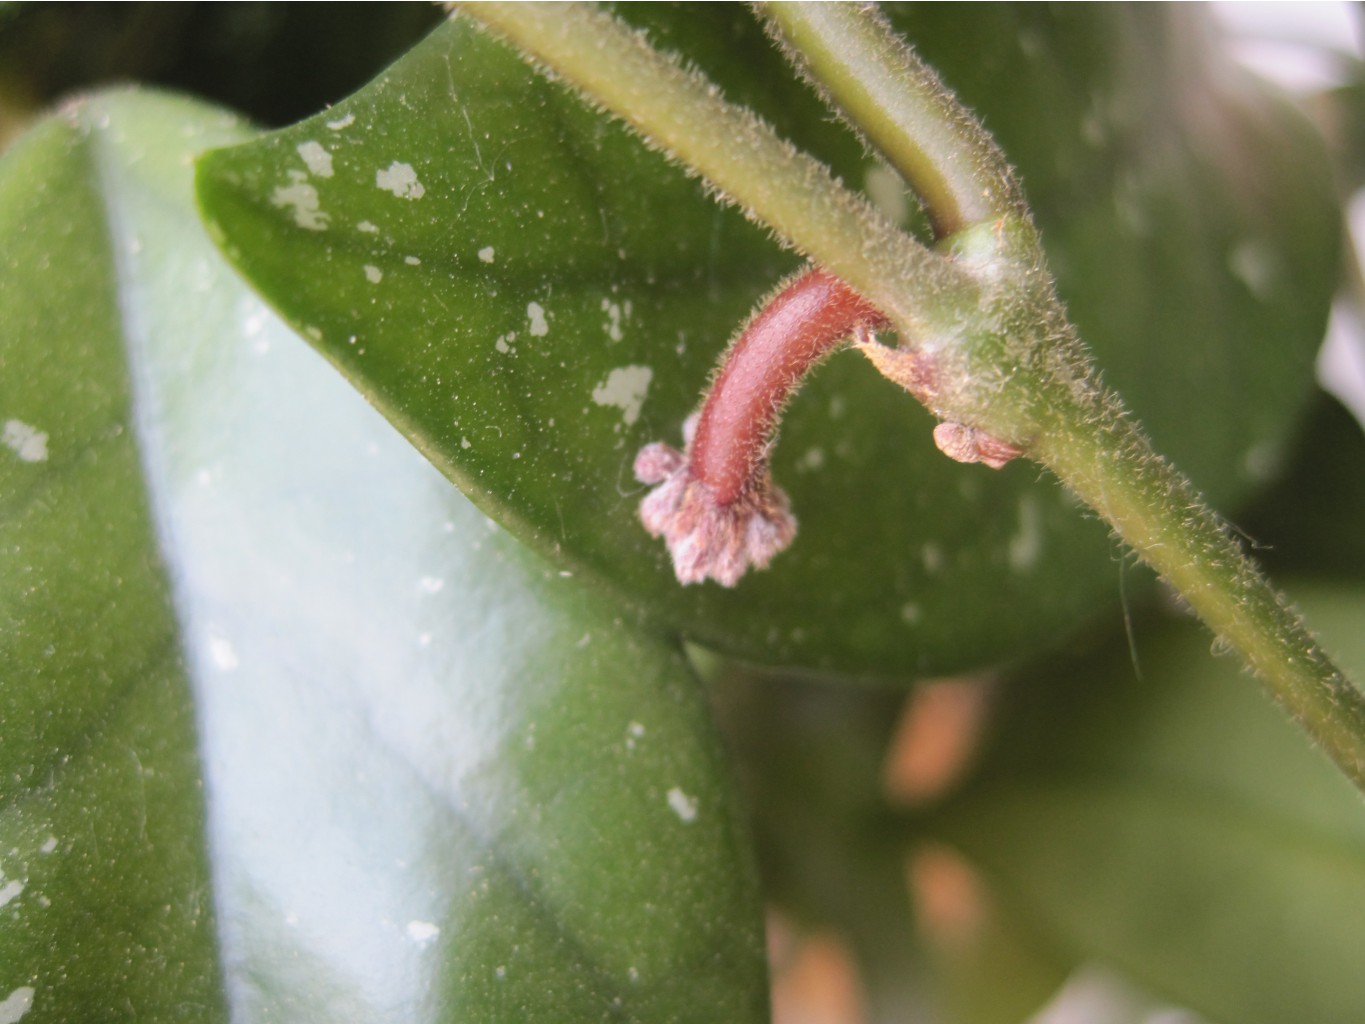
[195,8,1335,677]
[899,5,1340,493]
[711,667,1073,1024]
[2,90,766,1021]
[1,110,227,1023]
[1243,392,1365,581]
[930,586,1365,1024]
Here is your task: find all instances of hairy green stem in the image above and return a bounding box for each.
[454,1,978,340]
[760,2,1024,237]
[1039,393,1365,787]
[456,1,1365,792]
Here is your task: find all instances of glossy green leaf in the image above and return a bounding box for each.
[194,8,1335,679]
[931,587,1365,1024]
[1,108,227,1023]
[2,90,765,1022]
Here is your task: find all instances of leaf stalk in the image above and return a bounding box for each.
[455,1,1365,793]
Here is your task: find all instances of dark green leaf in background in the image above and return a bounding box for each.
[1243,392,1365,579]
[931,587,1365,1024]
[710,666,1074,1024]
[196,6,1337,677]
[1,89,765,1023]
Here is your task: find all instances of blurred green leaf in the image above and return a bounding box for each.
[1,100,227,1023]
[931,586,1365,1024]
[710,668,1073,1024]
[196,7,1337,677]
[1243,392,1365,580]
[1,89,765,1022]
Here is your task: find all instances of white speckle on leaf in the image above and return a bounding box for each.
[1229,239,1279,300]
[666,787,698,823]
[796,447,825,472]
[406,920,440,947]
[1008,494,1043,572]
[626,721,645,751]
[3,420,48,463]
[363,264,383,284]
[495,966,507,980]
[39,837,57,855]
[460,437,472,450]
[208,633,238,672]
[591,365,652,428]
[418,576,444,594]
[404,255,421,266]
[495,335,511,355]
[922,543,944,574]
[526,301,549,337]
[601,298,625,341]
[326,112,355,130]
[901,603,922,625]
[1081,107,1107,148]
[0,879,24,908]
[357,220,379,234]
[478,246,495,263]
[271,172,328,231]
[296,140,334,178]
[0,987,35,1024]
[376,161,425,199]
[1243,440,1280,482]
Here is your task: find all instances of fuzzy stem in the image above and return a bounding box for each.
[456,1,1365,792]
[760,2,1024,238]
[693,268,888,505]
[760,0,1365,788]
[1037,396,1365,787]
[453,1,979,341]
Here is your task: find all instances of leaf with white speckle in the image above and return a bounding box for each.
[6,88,766,1024]
[198,8,1336,679]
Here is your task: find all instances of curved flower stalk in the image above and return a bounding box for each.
[635,268,887,586]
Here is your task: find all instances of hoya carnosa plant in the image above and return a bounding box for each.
[460,2,1365,795]
[634,266,1022,587]
[634,268,884,586]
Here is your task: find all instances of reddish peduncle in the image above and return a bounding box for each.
[634,265,1020,587]
[634,267,888,587]
[690,268,890,505]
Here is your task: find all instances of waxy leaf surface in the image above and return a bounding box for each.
[1,90,765,1023]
